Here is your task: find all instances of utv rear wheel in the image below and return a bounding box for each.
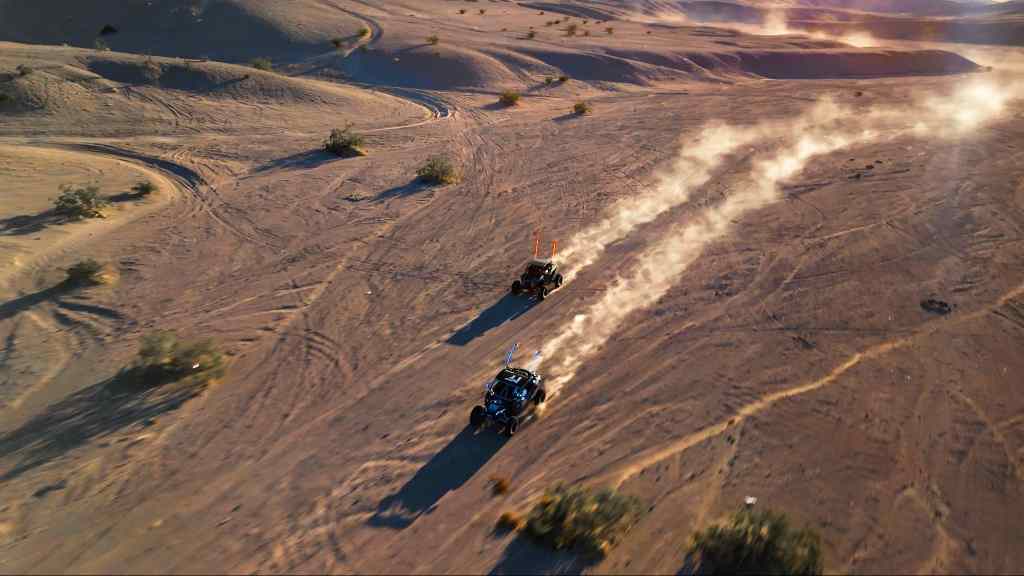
[505,417,519,437]
[538,287,548,301]
[511,280,522,295]
[470,406,486,428]
[535,389,546,405]
[554,274,563,287]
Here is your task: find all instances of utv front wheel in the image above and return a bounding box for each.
[511,280,522,295]
[538,286,548,301]
[505,417,519,437]
[470,406,486,429]
[555,274,563,287]
[535,389,546,405]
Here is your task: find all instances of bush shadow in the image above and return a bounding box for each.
[376,179,430,201]
[490,535,596,576]
[0,282,74,322]
[552,112,582,123]
[0,209,61,236]
[0,369,206,483]
[368,426,507,529]
[446,293,535,346]
[253,149,339,173]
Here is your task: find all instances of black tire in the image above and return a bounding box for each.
[505,417,519,437]
[554,274,563,288]
[538,286,548,301]
[535,388,547,405]
[470,406,486,428]
[511,280,522,295]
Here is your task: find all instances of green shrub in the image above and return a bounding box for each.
[573,101,590,116]
[498,90,520,107]
[479,8,486,15]
[416,156,459,185]
[136,331,224,385]
[54,184,109,220]
[250,57,273,71]
[358,27,370,37]
[526,30,537,39]
[427,34,440,45]
[524,484,644,558]
[559,74,569,83]
[65,259,106,286]
[606,26,615,35]
[323,124,366,157]
[566,23,579,36]
[132,180,157,196]
[544,76,553,85]
[459,8,466,14]
[689,507,824,575]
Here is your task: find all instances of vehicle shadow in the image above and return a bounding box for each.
[489,535,595,576]
[446,293,535,346]
[0,370,205,483]
[368,426,506,529]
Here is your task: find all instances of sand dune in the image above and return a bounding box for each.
[1,0,1024,574]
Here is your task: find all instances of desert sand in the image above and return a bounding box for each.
[1,1,1023,573]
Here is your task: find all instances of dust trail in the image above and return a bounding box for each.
[557,100,847,283]
[543,79,1021,398]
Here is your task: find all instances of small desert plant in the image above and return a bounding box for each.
[497,511,525,531]
[94,38,110,51]
[573,101,590,115]
[132,181,157,196]
[498,90,520,106]
[566,23,578,36]
[479,8,486,15]
[249,57,273,71]
[583,30,590,36]
[54,184,109,220]
[526,30,537,39]
[524,483,644,558]
[606,26,615,35]
[689,507,823,575]
[331,37,345,49]
[544,76,554,85]
[358,27,370,37]
[143,58,162,83]
[459,8,467,14]
[559,74,569,82]
[65,259,106,286]
[416,156,459,185]
[323,124,366,157]
[136,331,224,385]
[491,476,511,496]
[15,64,33,77]
[426,34,440,45]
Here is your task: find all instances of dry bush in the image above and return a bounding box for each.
[427,34,440,45]
[324,124,366,157]
[331,37,344,49]
[524,484,644,558]
[499,90,520,106]
[527,31,537,39]
[566,23,578,36]
[606,26,614,35]
[479,8,486,15]
[250,57,273,71]
[54,184,109,220]
[573,101,590,116]
[143,58,162,83]
[497,511,525,531]
[491,476,511,496]
[459,8,467,14]
[65,259,106,287]
[358,27,370,37]
[0,93,10,105]
[136,331,224,386]
[544,76,554,85]
[559,74,569,83]
[132,181,157,196]
[94,38,110,51]
[16,64,33,77]
[689,507,823,575]
[416,156,459,185]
